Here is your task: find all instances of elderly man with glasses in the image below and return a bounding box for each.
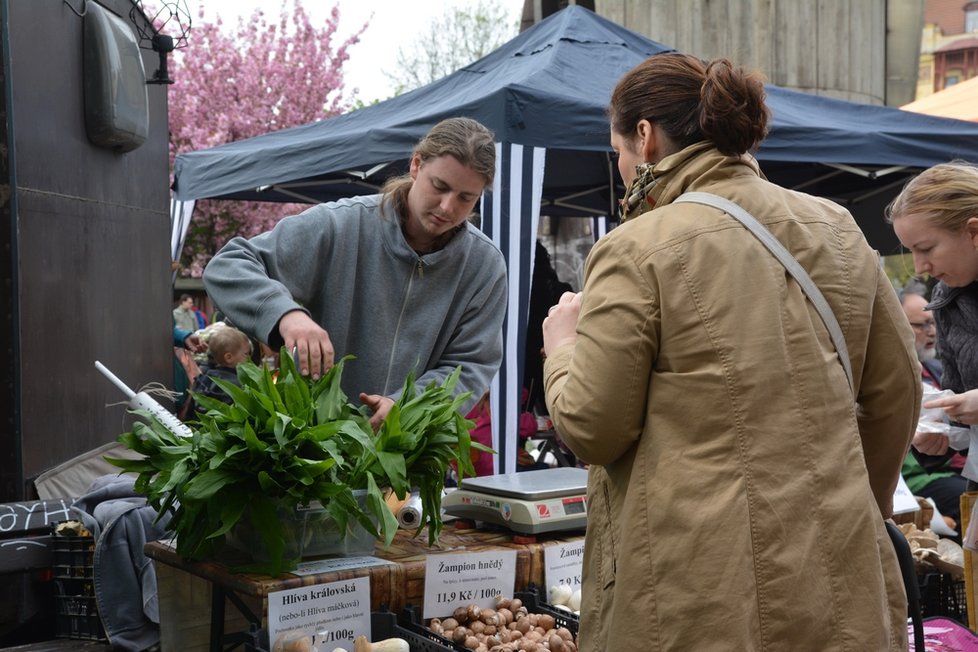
[899,289,967,533]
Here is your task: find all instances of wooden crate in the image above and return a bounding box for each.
[147,525,585,650]
[892,496,935,531]
[155,561,259,652]
[962,491,978,631]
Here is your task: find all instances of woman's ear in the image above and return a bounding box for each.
[636,119,658,162]
[969,216,978,249]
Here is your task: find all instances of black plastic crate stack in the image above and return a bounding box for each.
[376,609,466,652]
[918,571,968,624]
[402,587,581,651]
[52,535,106,641]
[514,586,580,636]
[244,609,465,652]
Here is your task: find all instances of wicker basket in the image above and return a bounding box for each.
[892,496,935,531]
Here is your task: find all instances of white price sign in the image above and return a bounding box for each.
[544,540,584,590]
[893,474,920,515]
[423,549,517,618]
[267,576,370,650]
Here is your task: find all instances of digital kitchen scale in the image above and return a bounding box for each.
[442,467,588,534]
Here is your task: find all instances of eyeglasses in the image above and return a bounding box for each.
[910,320,936,331]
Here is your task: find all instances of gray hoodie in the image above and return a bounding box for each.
[203,194,507,413]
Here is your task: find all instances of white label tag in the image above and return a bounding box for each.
[267,576,370,650]
[893,474,920,515]
[291,555,394,576]
[423,549,517,618]
[544,540,584,590]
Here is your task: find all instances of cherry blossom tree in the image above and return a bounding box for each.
[168,0,364,277]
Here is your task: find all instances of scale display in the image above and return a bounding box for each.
[443,468,588,534]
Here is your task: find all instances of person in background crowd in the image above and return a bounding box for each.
[203,118,507,429]
[898,290,966,530]
[173,325,205,354]
[464,392,496,477]
[192,303,209,330]
[172,294,197,332]
[173,323,206,414]
[463,389,541,477]
[183,325,252,417]
[888,161,978,489]
[523,241,574,416]
[543,53,920,651]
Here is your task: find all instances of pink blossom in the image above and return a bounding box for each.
[168,0,365,278]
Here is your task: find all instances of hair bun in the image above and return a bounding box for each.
[699,59,769,156]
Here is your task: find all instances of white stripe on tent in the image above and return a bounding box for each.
[503,144,525,475]
[486,143,546,476]
[170,197,196,282]
[484,144,502,474]
[593,216,608,240]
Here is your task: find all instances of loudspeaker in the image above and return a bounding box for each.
[83,2,149,152]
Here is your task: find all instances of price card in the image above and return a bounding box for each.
[267,576,370,651]
[544,540,584,591]
[893,474,920,515]
[423,549,517,618]
[292,555,394,577]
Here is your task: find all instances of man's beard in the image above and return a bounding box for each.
[917,344,937,362]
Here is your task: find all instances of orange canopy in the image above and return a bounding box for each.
[902,76,978,122]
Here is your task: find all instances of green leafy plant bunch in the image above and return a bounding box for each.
[107,349,487,574]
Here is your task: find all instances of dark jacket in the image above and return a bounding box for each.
[928,281,978,396]
[71,475,172,651]
[186,364,239,416]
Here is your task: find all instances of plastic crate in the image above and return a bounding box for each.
[408,589,580,652]
[51,535,106,641]
[401,606,467,651]
[919,571,968,624]
[244,610,463,652]
[515,586,580,637]
[226,491,377,562]
[375,608,466,652]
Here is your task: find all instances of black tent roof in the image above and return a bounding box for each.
[173,5,978,253]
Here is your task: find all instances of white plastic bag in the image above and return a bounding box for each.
[918,386,971,447]
[964,497,978,552]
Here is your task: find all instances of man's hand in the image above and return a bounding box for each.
[912,429,950,456]
[360,393,395,431]
[183,333,207,353]
[278,310,334,379]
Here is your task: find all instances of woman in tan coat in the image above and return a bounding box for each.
[543,53,920,651]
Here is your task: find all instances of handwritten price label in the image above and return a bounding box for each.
[423,549,516,618]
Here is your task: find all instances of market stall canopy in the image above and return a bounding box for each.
[171,5,978,475]
[173,5,672,224]
[900,75,978,122]
[172,5,978,255]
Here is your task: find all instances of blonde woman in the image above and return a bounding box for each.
[888,161,978,486]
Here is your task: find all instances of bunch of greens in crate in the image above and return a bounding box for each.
[106,348,484,575]
[350,367,488,545]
